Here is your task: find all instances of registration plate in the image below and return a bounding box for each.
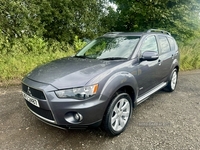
[22,92,40,107]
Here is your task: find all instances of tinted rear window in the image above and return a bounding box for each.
[168,37,177,51]
[158,35,171,54]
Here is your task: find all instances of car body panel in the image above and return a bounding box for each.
[27,57,124,89]
[135,59,161,95]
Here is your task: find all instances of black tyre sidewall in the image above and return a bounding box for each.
[103,93,132,136]
[166,68,178,92]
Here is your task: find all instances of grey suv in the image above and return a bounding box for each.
[22,29,179,135]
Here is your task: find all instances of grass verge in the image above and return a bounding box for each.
[179,41,200,71]
[0,50,74,86]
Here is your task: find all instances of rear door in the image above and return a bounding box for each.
[156,35,174,81]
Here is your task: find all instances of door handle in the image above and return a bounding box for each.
[171,54,174,59]
[158,59,161,66]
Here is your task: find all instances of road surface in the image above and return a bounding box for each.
[0,70,200,150]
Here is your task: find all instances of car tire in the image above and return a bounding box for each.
[102,92,132,136]
[164,68,178,92]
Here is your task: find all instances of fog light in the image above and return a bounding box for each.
[64,112,83,124]
[74,113,83,122]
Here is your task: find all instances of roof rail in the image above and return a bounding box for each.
[103,32,123,36]
[147,29,171,35]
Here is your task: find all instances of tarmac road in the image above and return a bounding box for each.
[0,70,200,150]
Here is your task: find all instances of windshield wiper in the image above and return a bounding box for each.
[74,55,97,59]
[74,55,87,59]
[99,57,128,60]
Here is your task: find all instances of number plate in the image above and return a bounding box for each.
[22,92,40,107]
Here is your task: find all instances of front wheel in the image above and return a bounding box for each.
[164,68,178,92]
[102,93,132,136]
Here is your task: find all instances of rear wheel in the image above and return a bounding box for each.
[102,93,132,136]
[164,68,178,92]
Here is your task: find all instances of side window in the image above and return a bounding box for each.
[168,37,177,51]
[158,36,171,54]
[140,36,158,54]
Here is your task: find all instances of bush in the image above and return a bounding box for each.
[0,35,85,82]
[179,39,200,70]
[0,50,69,81]
[73,36,87,52]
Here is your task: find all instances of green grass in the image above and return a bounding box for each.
[0,50,75,83]
[0,35,84,85]
[179,40,200,71]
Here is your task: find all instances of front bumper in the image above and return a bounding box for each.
[22,78,108,128]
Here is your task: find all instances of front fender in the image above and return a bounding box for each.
[100,71,138,103]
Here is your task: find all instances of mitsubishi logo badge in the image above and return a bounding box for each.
[27,87,32,96]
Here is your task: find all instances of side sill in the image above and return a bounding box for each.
[136,82,167,105]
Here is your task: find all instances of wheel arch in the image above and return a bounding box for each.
[115,86,136,107]
[99,72,139,126]
[100,71,138,108]
[175,65,179,73]
[168,59,179,81]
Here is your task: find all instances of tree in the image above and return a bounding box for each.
[41,0,107,43]
[1,0,199,44]
[108,0,200,41]
[0,0,44,38]
[0,0,107,43]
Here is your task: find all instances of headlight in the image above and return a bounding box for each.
[55,84,98,99]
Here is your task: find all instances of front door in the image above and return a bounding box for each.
[135,35,160,96]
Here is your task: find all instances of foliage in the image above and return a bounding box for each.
[0,0,107,43]
[41,0,107,42]
[179,39,200,70]
[0,51,68,81]
[108,0,200,42]
[0,35,77,82]
[0,0,44,38]
[73,36,87,52]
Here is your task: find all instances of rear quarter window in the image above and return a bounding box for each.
[158,35,171,54]
[168,37,178,51]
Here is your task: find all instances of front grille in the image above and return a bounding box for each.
[22,84,46,100]
[26,101,54,121]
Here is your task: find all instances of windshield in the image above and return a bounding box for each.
[76,36,140,60]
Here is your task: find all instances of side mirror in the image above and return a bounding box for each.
[83,38,91,44]
[140,51,159,61]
